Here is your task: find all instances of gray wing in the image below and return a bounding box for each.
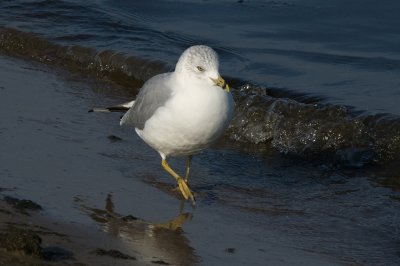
[120,73,173,130]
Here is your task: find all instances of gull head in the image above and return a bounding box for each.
[175,45,229,91]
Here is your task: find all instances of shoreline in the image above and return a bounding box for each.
[0,195,130,266]
[0,193,193,266]
[0,54,197,266]
[0,54,378,265]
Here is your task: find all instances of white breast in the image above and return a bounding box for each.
[137,85,234,158]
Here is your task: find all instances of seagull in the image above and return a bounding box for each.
[90,45,235,203]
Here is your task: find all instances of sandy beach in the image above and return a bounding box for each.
[0,195,147,266]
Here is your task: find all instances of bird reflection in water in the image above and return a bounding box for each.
[77,194,198,265]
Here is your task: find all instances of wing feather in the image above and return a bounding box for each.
[120,73,173,129]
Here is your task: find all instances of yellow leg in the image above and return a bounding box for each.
[185,155,193,182]
[162,159,195,203]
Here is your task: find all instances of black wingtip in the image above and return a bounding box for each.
[88,106,129,113]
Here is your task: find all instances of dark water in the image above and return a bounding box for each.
[1,1,400,265]
[2,0,400,114]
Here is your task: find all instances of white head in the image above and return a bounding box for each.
[174,45,228,90]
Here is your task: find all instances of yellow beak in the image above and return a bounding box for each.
[210,75,230,92]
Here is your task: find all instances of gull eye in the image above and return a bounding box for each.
[196,66,205,72]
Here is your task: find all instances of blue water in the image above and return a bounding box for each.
[1,0,400,114]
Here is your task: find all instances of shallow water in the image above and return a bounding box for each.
[1,53,399,265]
[1,1,400,265]
[0,56,345,265]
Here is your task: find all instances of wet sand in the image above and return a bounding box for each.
[0,195,144,266]
[0,55,349,265]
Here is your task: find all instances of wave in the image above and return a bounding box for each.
[0,27,167,90]
[228,84,400,166]
[1,27,399,167]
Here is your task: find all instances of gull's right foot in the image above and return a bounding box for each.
[177,178,195,204]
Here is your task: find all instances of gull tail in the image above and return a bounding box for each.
[88,100,135,113]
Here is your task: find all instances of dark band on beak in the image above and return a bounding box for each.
[210,75,230,92]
